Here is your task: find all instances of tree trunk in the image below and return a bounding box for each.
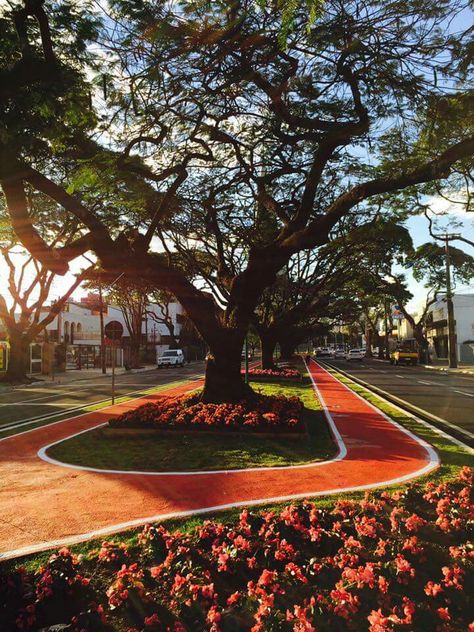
[280,340,296,361]
[5,332,30,382]
[365,328,373,357]
[259,331,277,369]
[414,325,430,364]
[374,333,384,359]
[129,338,141,368]
[201,332,255,404]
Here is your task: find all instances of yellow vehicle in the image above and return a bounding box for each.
[390,345,418,366]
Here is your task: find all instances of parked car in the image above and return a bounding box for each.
[316,347,332,358]
[346,348,365,361]
[334,347,346,358]
[157,349,185,367]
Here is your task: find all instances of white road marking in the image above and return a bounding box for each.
[454,390,474,398]
[418,380,436,386]
[395,374,406,379]
[0,376,204,436]
[0,360,441,561]
[322,361,474,443]
[38,361,348,477]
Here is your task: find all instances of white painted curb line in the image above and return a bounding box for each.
[38,360,346,475]
[0,360,440,561]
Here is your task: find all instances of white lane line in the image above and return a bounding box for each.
[395,374,406,379]
[38,363,347,476]
[0,360,441,561]
[418,380,436,386]
[454,390,474,398]
[0,370,202,406]
[0,376,204,437]
[322,361,474,445]
[0,402,69,407]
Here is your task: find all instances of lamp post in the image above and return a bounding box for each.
[383,296,390,360]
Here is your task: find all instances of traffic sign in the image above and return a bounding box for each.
[104,320,124,340]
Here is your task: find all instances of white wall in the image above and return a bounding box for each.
[44,299,185,345]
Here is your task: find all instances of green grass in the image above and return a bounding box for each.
[323,365,474,484]
[46,379,335,471]
[2,362,472,576]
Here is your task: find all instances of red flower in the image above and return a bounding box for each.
[437,607,451,621]
[144,613,160,627]
[424,581,443,596]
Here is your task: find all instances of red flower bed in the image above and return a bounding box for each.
[242,368,301,379]
[1,469,472,632]
[108,393,305,433]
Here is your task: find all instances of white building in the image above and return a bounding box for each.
[40,295,185,369]
[425,294,474,364]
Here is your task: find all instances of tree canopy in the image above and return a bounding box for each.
[1,0,473,400]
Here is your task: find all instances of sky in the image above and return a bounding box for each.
[1,197,472,315]
[403,198,474,312]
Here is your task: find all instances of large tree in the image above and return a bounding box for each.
[0,245,89,381]
[1,0,473,401]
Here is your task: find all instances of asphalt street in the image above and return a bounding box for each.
[323,358,474,436]
[0,363,206,431]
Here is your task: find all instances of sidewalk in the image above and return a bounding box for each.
[0,364,159,391]
[422,363,474,375]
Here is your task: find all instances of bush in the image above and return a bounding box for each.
[108,393,305,433]
[1,469,473,631]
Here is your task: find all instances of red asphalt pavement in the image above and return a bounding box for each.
[0,360,437,559]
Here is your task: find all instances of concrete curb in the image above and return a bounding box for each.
[0,366,164,392]
[422,365,474,375]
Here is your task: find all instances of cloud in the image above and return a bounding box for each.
[426,193,472,217]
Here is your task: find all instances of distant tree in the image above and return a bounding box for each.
[147,290,180,348]
[104,279,149,369]
[0,246,89,381]
[382,242,474,362]
[1,0,473,402]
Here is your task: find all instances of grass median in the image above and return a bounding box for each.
[45,379,335,472]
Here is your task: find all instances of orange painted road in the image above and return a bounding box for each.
[0,361,437,559]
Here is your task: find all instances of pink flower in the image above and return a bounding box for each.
[424,581,443,596]
[367,609,390,631]
[404,513,426,532]
[258,569,277,586]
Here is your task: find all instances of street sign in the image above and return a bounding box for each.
[104,320,123,340]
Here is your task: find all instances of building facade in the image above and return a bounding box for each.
[424,294,474,364]
[0,295,186,374]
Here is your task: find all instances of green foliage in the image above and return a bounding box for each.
[409,242,474,288]
[0,2,100,166]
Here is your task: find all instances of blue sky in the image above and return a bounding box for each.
[403,203,474,311]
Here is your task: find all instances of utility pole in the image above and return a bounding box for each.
[98,278,106,374]
[440,234,460,369]
[383,297,390,360]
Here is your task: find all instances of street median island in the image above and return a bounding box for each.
[45,381,335,472]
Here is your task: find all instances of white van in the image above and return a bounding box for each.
[157,349,185,368]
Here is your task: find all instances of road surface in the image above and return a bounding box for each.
[0,363,206,431]
[323,358,474,435]
[0,360,436,559]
